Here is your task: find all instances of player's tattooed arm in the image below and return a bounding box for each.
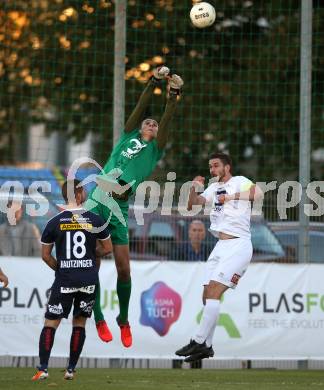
[41,244,57,271]
[188,176,206,211]
[157,74,183,150]
[0,267,8,287]
[125,66,170,133]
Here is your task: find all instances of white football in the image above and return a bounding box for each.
[190,2,216,29]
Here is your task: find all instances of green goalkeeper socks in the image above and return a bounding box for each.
[93,282,105,323]
[117,278,132,324]
[94,279,132,324]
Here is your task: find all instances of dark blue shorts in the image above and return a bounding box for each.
[45,282,96,320]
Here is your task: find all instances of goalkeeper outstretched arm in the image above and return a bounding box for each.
[157,74,183,150]
[124,66,170,133]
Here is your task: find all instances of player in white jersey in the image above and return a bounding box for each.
[175,152,263,362]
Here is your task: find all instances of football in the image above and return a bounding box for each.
[190,2,216,29]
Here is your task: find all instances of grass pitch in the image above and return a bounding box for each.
[1,368,324,390]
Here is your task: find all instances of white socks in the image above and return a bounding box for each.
[205,319,217,347]
[194,299,220,346]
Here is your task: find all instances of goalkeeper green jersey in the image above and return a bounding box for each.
[101,127,163,195]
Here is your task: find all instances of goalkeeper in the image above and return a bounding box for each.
[86,66,183,347]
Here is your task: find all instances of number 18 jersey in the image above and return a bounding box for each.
[41,208,110,287]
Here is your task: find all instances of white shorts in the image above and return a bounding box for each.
[203,237,253,289]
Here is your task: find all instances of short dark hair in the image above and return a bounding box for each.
[61,179,83,203]
[209,152,233,173]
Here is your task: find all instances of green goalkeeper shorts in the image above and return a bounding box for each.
[85,188,129,245]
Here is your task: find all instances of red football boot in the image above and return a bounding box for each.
[96,320,113,342]
[117,318,132,348]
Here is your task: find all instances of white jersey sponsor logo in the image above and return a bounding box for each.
[121,138,147,159]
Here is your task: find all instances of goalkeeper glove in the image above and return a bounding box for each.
[168,74,184,96]
[151,66,170,85]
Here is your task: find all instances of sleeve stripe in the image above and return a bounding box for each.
[40,241,54,245]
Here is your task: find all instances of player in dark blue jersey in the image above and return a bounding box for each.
[32,179,112,381]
